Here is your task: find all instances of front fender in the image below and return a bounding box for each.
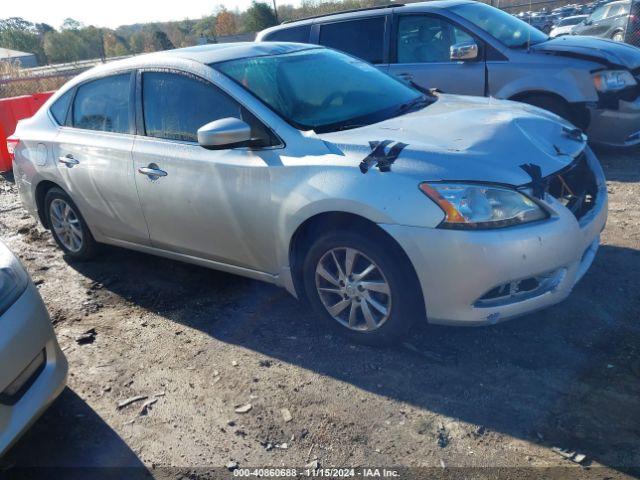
[271,165,445,271]
[491,62,599,103]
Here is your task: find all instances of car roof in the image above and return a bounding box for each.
[157,42,314,64]
[67,42,317,85]
[260,0,474,31]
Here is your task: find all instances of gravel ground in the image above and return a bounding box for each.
[0,146,639,479]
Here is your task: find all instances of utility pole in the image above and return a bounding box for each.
[273,0,279,23]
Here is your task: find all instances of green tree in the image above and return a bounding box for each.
[103,32,130,57]
[194,16,217,40]
[146,30,175,52]
[128,31,146,54]
[244,1,277,32]
[43,30,85,63]
[60,18,83,31]
[0,17,47,64]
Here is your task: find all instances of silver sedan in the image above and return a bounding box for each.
[11,43,607,344]
[0,241,67,456]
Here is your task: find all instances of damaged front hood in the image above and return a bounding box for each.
[530,36,640,70]
[317,95,586,186]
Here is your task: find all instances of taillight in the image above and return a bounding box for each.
[6,137,19,162]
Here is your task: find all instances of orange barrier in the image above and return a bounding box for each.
[0,91,54,172]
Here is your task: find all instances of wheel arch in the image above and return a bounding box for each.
[508,90,590,130]
[287,211,425,319]
[34,179,64,228]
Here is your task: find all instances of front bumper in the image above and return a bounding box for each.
[0,283,67,456]
[586,95,640,147]
[382,149,608,326]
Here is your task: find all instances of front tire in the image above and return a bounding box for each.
[44,187,98,260]
[303,230,422,346]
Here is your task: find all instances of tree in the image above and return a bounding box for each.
[128,31,146,54]
[145,30,175,52]
[61,18,83,31]
[35,23,54,36]
[0,17,47,64]
[215,8,238,37]
[103,32,130,57]
[194,16,217,39]
[43,30,85,63]
[244,1,277,32]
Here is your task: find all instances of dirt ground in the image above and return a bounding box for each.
[0,146,639,479]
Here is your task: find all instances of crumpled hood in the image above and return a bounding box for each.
[530,36,640,70]
[316,94,586,186]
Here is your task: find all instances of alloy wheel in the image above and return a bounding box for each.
[315,247,392,332]
[49,198,83,253]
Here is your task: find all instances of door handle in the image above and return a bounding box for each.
[138,164,168,178]
[58,155,79,166]
[398,72,414,81]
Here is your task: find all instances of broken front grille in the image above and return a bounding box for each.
[546,153,598,221]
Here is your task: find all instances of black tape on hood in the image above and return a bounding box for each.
[359,141,408,174]
[519,163,548,199]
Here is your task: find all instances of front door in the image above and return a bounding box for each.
[132,70,277,272]
[55,72,150,245]
[388,14,486,96]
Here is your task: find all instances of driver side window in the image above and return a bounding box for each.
[141,71,277,146]
[396,15,474,64]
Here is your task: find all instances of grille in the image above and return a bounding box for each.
[545,153,598,221]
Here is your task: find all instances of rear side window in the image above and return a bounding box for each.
[263,25,311,42]
[72,74,131,133]
[142,72,242,142]
[50,89,73,126]
[319,16,386,64]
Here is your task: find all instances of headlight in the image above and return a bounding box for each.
[419,183,548,229]
[592,70,637,92]
[0,243,29,315]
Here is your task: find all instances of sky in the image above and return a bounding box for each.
[4,0,302,29]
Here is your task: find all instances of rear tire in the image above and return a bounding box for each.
[303,230,423,346]
[44,187,98,261]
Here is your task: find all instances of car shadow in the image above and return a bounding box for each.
[1,388,151,479]
[64,239,640,474]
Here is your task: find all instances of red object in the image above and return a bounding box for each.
[6,137,19,164]
[0,91,55,172]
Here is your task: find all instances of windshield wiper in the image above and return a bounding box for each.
[393,95,434,116]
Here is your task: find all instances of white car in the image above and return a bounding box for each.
[550,15,589,37]
[0,240,67,456]
[12,43,607,345]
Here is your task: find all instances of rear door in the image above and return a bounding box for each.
[388,13,486,95]
[54,72,150,245]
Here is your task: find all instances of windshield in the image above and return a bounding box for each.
[214,49,429,133]
[451,2,549,48]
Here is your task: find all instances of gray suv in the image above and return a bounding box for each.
[257,0,640,147]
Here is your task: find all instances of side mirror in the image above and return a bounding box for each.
[197,117,252,150]
[450,41,479,61]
